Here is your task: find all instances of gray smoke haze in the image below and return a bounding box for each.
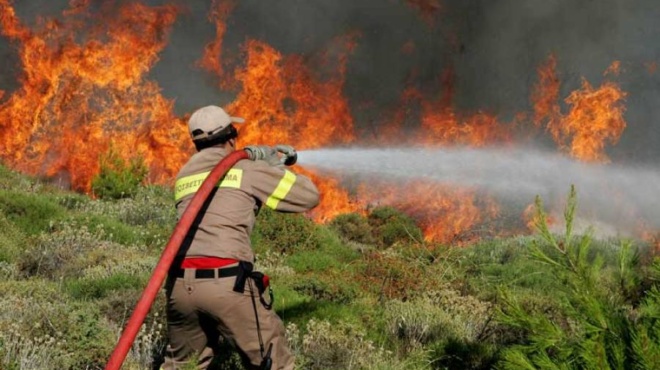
[299,147,660,237]
[2,0,659,163]
[446,0,660,163]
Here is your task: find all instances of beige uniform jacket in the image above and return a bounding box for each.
[174,146,320,263]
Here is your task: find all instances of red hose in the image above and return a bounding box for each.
[104,149,249,370]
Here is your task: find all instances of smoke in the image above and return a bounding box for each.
[2,0,659,160]
[446,0,660,163]
[299,147,660,237]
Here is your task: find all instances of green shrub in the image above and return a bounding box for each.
[18,221,110,279]
[255,250,295,278]
[56,193,90,210]
[384,288,493,352]
[18,220,155,279]
[72,213,155,246]
[1,323,70,370]
[287,319,397,370]
[60,304,117,368]
[92,147,148,200]
[429,338,498,370]
[252,208,323,254]
[0,163,42,192]
[359,249,429,300]
[65,273,147,299]
[460,236,568,298]
[292,274,357,304]
[116,185,176,227]
[0,163,20,188]
[59,185,175,249]
[330,213,376,245]
[0,213,25,264]
[0,281,116,369]
[385,297,450,350]
[0,190,65,235]
[286,249,344,273]
[368,206,423,248]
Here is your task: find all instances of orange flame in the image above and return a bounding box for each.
[560,77,627,162]
[378,66,513,148]
[374,84,424,144]
[0,2,649,244]
[197,0,236,89]
[417,66,513,147]
[0,1,190,191]
[405,0,442,26]
[356,181,500,244]
[604,60,621,76]
[522,202,555,232]
[532,54,562,133]
[217,35,360,221]
[532,57,627,163]
[298,168,364,223]
[227,36,357,149]
[418,109,512,147]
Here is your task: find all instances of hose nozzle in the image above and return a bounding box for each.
[283,151,297,166]
[275,145,297,166]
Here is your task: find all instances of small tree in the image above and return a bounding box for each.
[91,147,148,200]
[497,185,660,369]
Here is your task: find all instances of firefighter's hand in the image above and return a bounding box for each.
[244,145,281,166]
[275,145,297,166]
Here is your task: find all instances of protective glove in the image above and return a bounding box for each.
[244,145,280,166]
[244,145,268,161]
[275,144,297,166]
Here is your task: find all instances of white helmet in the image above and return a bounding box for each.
[188,105,244,142]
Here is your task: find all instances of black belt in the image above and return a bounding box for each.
[174,265,241,279]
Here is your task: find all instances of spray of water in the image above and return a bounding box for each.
[298,147,660,238]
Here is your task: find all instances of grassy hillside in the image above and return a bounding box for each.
[0,164,659,370]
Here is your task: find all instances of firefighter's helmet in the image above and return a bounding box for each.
[188,105,244,143]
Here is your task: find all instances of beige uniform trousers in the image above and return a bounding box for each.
[161,268,294,370]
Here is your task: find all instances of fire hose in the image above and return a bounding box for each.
[104,149,249,370]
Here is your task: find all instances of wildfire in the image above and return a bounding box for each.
[299,168,364,223]
[358,180,500,244]
[196,0,236,89]
[561,78,627,162]
[226,36,357,149]
[0,0,190,192]
[522,202,556,233]
[532,54,561,132]
[0,1,649,244]
[532,56,627,163]
[379,67,513,148]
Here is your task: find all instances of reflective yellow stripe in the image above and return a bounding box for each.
[265,170,296,209]
[219,168,242,189]
[175,171,209,201]
[174,169,243,201]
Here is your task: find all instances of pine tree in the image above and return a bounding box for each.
[497,185,660,370]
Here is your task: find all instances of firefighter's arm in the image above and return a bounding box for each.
[249,163,320,213]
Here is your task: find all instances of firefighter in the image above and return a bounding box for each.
[161,105,320,370]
